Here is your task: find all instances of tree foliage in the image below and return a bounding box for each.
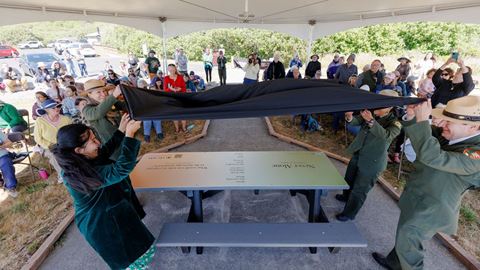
[0,21,479,59]
[313,22,480,56]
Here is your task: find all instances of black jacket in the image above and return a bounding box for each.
[305,61,321,78]
[217,56,227,69]
[265,61,286,80]
[431,69,475,107]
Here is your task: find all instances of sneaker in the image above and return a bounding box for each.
[335,194,348,202]
[156,133,164,141]
[6,188,18,198]
[393,153,401,164]
[144,135,150,143]
[372,252,393,270]
[335,213,352,222]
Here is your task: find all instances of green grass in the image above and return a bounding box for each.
[10,202,28,214]
[26,240,41,255]
[24,182,49,194]
[461,206,478,224]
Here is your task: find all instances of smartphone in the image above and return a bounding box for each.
[452,52,459,62]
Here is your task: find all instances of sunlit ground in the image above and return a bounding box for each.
[0,189,9,203]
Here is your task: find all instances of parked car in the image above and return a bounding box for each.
[66,43,97,57]
[0,45,19,58]
[54,39,73,55]
[18,41,44,49]
[18,52,64,76]
[46,42,55,48]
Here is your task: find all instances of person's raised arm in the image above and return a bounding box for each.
[97,120,142,187]
[82,86,122,121]
[457,59,475,95]
[405,100,480,175]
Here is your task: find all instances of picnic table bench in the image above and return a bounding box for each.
[131,151,367,254]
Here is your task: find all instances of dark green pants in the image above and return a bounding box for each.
[341,154,381,219]
[385,209,432,270]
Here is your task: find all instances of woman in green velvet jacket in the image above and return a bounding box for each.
[51,114,155,270]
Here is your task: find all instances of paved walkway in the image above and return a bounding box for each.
[40,118,465,270]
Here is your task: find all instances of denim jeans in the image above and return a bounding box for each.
[332,112,345,131]
[67,60,77,77]
[143,120,162,136]
[0,154,17,190]
[347,124,361,136]
[11,123,28,132]
[243,78,257,85]
[78,64,88,77]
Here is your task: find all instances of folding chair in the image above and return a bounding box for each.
[17,109,31,139]
[7,132,36,181]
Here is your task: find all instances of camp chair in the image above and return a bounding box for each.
[7,132,35,181]
[17,109,31,139]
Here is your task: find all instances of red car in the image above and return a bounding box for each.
[0,45,19,58]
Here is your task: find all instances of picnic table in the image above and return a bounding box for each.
[131,151,366,254]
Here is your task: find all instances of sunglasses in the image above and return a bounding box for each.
[441,73,449,76]
[108,73,114,75]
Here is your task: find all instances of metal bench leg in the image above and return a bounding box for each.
[307,190,338,254]
[191,190,204,255]
[289,190,297,196]
[254,190,259,195]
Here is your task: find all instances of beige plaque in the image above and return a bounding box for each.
[131,151,348,190]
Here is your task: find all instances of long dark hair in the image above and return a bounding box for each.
[35,91,49,99]
[48,78,63,101]
[51,124,102,194]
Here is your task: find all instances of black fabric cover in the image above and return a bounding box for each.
[120,79,424,121]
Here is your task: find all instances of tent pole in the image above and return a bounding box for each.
[160,17,168,74]
[306,20,316,70]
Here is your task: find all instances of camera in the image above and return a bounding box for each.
[248,59,253,64]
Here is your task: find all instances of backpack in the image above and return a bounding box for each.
[300,114,319,132]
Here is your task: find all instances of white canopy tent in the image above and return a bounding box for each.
[1,0,480,67]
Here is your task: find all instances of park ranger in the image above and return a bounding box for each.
[372,96,480,270]
[335,90,402,222]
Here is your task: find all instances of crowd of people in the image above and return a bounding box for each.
[236,49,478,270]
[0,44,478,270]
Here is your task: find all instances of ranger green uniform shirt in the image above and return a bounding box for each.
[83,96,125,159]
[347,112,401,172]
[400,120,480,236]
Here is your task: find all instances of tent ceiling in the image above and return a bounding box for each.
[0,0,479,40]
[1,0,479,24]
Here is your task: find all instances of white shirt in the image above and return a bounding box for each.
[243,64,260,80]
[449,132,480,145]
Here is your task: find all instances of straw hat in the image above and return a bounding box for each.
[37,62,46,68]
[397,56,411,63]
[431,96,480,125]
[84,79,106,92]
[310,54,319,60]
[379,89,399,97]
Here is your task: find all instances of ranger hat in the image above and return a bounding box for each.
[84,79,106,92]
[397,56,411,63]
[431,96,480,125]
[379,89,399,97]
